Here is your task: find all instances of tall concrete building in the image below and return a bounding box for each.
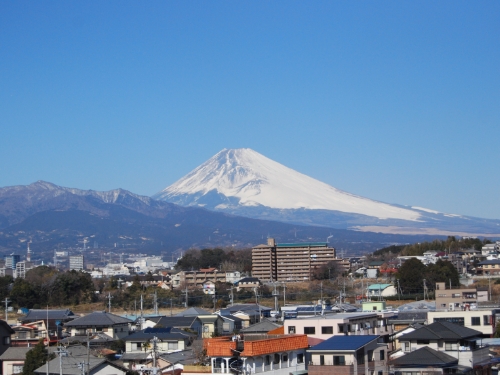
[5,255,21,270]
[69,255,84,271]
[252,238,342,282]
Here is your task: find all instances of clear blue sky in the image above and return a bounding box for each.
[1,1,499,219]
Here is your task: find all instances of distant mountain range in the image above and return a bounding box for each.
[0,181,447,256]
[154,148,500,237]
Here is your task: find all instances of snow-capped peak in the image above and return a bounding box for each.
[154,148,422,221]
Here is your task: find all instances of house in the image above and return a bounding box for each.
[220,315,245,335]
[204,333,308,375]
[18,309,76,338]
[198,315,225,338]
[218,304,272,327]
[10,320,48,347]
[307,335,387,375]
[477,259,500,275]
[64,311,132,339]
[367,284,397,298]
[396,321,490,369]
[390,346,461,375]
[283,312,394,342]
[0,320,14,355]
[154,316,203,336]
[0,347,32,375]
[427,309,498,337]
[123,327,195,354]
[235,278,261,292]
[435,282,481,310]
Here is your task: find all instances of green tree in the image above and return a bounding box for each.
[426,260,460,288]
[11,279,40,308]
[396,258,427,294]
[23,339,54,375]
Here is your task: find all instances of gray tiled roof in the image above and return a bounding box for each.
[155,316,199,328]
[240,319,281,333]
[34,356,126,375]
[175,307,211,316]
[20,309,75,322]
[399,321,481,341]
[64,311,132,327]
[0,347,32,360]
[392,346,457,367]
[123,327,196,342]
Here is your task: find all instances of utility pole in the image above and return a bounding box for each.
[283,283,286,306]
[106,293,113,313]
[140,294,144,330]
[153,289,158,316]
[4,298,10,323]
[423,279,427,301]
[55,345,67,375]
[397,279,400,301]
[184,287,188,308]
[86,330,90,375]
[151,336,159,375]
[170,298,173,317]
[229,286,234,306]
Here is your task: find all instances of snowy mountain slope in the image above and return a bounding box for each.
[153,149,500,236]
[154,148,421,221]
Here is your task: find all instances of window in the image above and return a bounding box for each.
[282,354,288,363]
[445,342,457,351]
[12,364,23,374]
[304,327,316,334]
[356,350,364,365]
[274,354,280,364]
[168,342,178,350]
[380,350,385,360]
[17,331,27,339]
[338,324,344,333]
[297,354,304,364]
[320,355,325,366]
[368,350,374,362]
[333,356,345,366]
[484,315,492,325]
[3,337,10,345]
[321,326,333,334]
[265,356,271,365]
[471,317,480,326]
[403,342,411,352]
[417,340,430,345]
[288,326,296,334]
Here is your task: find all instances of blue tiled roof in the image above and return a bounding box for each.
[310,335,379,351]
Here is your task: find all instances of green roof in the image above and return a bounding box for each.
[277,242,328,248]
[368,284,392,290]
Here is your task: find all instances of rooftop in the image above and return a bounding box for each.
[391,346,458,367]
[64,311,132,327]
[309,335,379,351]
[399,321,482,341]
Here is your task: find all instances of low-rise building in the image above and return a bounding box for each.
[395,321,490,371]
[205,334,308,375]
[308,335,387,375]
[123,327,195,354]
[435,282,480,310]
[427,309,498,337]
[64,311,132,339]
[283,312,394,342]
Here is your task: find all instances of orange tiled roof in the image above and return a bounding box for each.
[205,335,308,357]
[267,326,284,335]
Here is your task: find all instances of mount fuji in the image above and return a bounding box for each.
[154,148,500,236]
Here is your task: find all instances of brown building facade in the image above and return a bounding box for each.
[252,238,344,282]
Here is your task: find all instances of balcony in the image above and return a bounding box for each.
[308,363,365,375]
